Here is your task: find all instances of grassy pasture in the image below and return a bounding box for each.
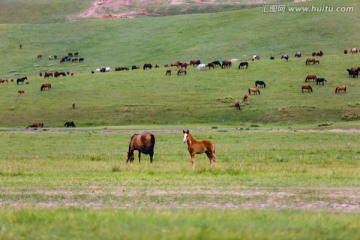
[1,0,360,238]
[0,129,360,239]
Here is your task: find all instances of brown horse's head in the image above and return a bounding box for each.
[183,130,190,143]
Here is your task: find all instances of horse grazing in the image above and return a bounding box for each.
[206,63,215,69]
[238,62,249,69]
[305,58,317,65]
[64,121,76,127]
[165,70,171,76]
[347,68,359,78]
[18,90,25,96]
[190,60,201,66]
[234,101,241,110]
[211,61,222,68]
[255,80,266,88]
[294,52,302,58]
[281,54,289,61]
[351,48,358,54]
[177,68,187,76]
[197,63,206,70]
[44,72,53,78]
[242,94,249,103]
[40,83,51,91]
[335,86,346,93]
[221,61,232,69]
[127,133,155,163]
[143,63,152,70]
[316,78,327,85]
[183,130,216,170]
[305,75,317,82]
[16,77,27,85]
[301,85,313,93]
[248,87,260,95]
[27,122,44,129]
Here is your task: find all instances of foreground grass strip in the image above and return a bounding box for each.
[0,209,359,240]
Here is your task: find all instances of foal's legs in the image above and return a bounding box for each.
[190,154,195,170]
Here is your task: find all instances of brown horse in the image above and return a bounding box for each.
[127,133,155,163]
[27,122,44,128]
[177,68,187,75]
[18,90,25,96]
[183,130,216,170]
[305,58,317,65]
[305,75,317,82]
[248,87,260,95]
[242,94,249,102]
[40,83,51,91]
[335,86,346,93]
[302,85,313,93]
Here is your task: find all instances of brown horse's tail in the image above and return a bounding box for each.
[40,85,43,91]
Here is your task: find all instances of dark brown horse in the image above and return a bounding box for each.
[127,133,155,163]
[18,90,25,96]
[248,87,260,95]
[165,70,171,76]
[305,58,317,65]
[301,85,313,93]
[183,130,216,170]
[335,86,346,93]
[40,83,51,91]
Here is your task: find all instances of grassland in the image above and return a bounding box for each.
[1,0,360,239]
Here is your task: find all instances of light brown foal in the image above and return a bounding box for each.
[183,130,216,170]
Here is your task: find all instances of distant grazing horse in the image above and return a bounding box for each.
[212,61,222,68]
[64,121,76,127]
[335,86,346,93]
[206,63,215,69]
[255,80,266,88]
[197,63,206,70]
[281,54,289,61]
[301,85,313,93]
[18,90,25,96]
[131,66,140,70]
[234,101,241,110]
[316,78,327,85]
[252,55,260,61]
[347,68,359,78]
[221,61,232,69]
[40,83,51,91]
[270,56,275,60]
[171,61,181,67]
[294,52,302,58]
[306,58,319,65]
[44,72,53,78]
[37,54,43,59]
[177,68,187,75]
[165,70,171,76]
[16,77,27,85]
[238,62,249,69]
[190,60,201,66]
[183,130,216,170]
[127,133,155,163]
[243,94,249,103]
[305,75,317,82]
[344,49,348,54]
[143,63,152,70]
[248,87,260,95]
[27,122,44,129]
[351,48,358,54]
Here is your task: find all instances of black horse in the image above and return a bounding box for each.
[316,78,327,85]
[16,77,27,85]
[255,80,266,88]
[347,68,359,78]
[64,121,76,127]
[143,63,152,70]
[238,62,249,69]
[212,60,222,67]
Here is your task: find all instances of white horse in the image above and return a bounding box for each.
[105,67,111,72]
[197,63,206,70]
[95,68,100,72]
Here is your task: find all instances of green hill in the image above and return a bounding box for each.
[0,0,359,127]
